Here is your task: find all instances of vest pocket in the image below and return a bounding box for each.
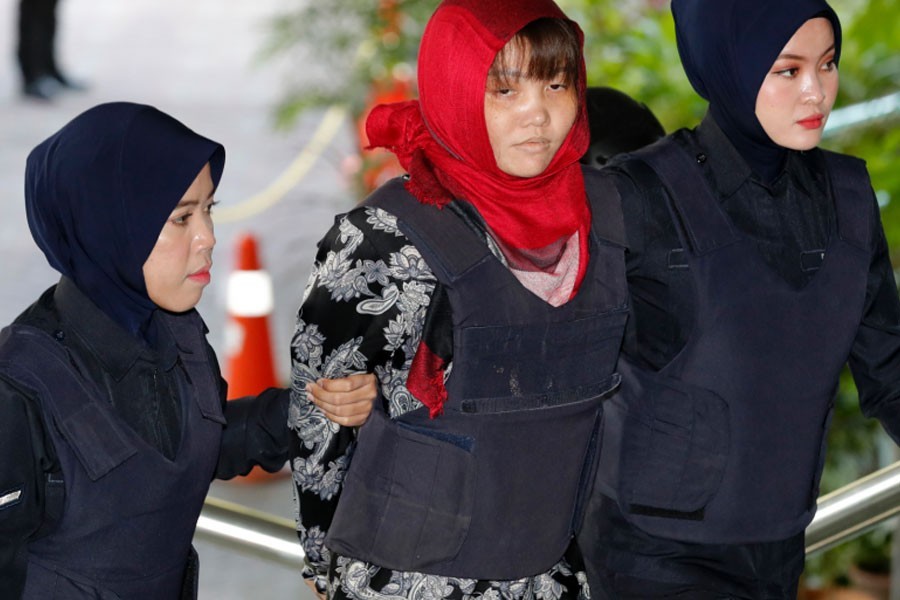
[603,362,729,520]
[460,374,620,414]
[327,410,475,570]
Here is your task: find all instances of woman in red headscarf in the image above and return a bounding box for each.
[288,0,628,598]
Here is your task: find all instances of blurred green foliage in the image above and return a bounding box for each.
[265,0,899,585]
[261,0,434,128]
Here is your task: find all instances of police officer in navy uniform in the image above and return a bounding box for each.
[0,102,373,599]
[579,0,900,597]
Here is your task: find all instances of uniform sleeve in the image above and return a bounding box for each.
[0,377,47,598]
[215,387,291,480]
[288,207,436,578]
[199,323,291,480]
[607,165,695,371]
[603,169,647,366]
[848,200,900,443]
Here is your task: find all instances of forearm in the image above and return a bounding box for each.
[215,387,291,480]
[289,207,432,570]
[289,357,359,571]
[850,211,900,442]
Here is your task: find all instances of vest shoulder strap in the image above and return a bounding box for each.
[821,150,872,251]
[627,136,739,254]
[0,325,138,481]
[158,311,226,425]
[362,178,492,283]
[583,166,627,248]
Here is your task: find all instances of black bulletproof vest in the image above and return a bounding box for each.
[327,168,629,579]
[595,137,871,543]
[0,314,225,599]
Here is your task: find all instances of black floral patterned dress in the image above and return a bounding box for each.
[289,205,589,600]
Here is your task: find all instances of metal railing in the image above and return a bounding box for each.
[823,91,900,138]
[806,461,900,555]
[196,459,900,565]
[196,496,304,567]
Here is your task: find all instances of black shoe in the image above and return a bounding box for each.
[23,75,62,101]
[53,72,89,92]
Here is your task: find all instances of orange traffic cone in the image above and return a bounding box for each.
[224,233,283,481]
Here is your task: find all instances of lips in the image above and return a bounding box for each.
[188,265,212,284]
[515,137,551,151]
[797,114,825,129]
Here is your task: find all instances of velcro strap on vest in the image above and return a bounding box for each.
[634,138,739,255]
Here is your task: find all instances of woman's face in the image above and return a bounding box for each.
[143,163,216,312]
[755,17,838,151]
[484,41,578,178]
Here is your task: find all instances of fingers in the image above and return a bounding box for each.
[308,375,376,404]
[304,578,326,600]
[318,373,377,393]
[312,396,372,427]
[307,373,378,427]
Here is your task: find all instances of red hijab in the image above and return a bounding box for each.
[366,0,591,294]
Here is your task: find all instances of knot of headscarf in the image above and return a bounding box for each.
[672,0,841,182]
[25,102,225,341]
[367,101,455,207]
[366,0,591,292]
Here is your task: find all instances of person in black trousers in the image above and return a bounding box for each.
[579,0,900,597]
[17,0,82,100]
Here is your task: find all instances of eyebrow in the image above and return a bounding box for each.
[777,43,836,62]
[174,191,215,208]
[488,67,568,82]
[489,67,525,79]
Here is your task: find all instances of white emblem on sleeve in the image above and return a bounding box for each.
[0,488,23,508]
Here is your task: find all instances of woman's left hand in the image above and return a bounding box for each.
[304,578,327,600]
[307,373,377,427]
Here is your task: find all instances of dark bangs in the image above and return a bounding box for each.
[490,18,581,87]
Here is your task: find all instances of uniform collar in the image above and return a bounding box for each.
[695,113,754,199]
[54,276,180,380]
[695,113,822,201]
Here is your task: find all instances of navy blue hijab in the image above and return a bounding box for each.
[25,102,225,339]
[671,0,841,182]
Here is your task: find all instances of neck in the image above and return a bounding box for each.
[710,105,787,184]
